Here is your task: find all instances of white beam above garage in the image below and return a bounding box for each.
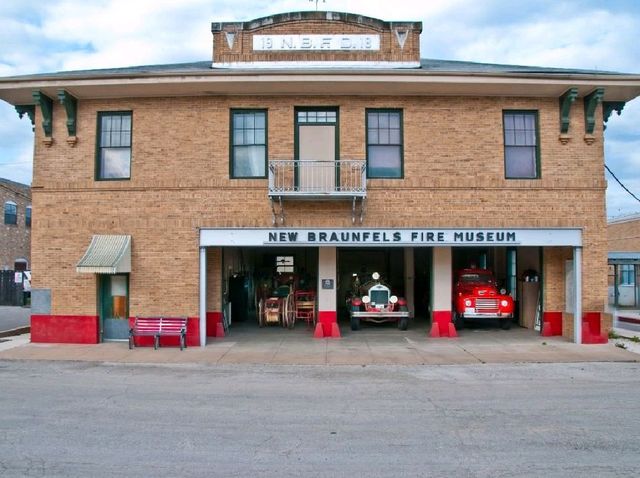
[199,228,582,248]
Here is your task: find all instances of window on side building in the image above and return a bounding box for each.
[366,109,403,178]
[4,201,17,225]
[620,264,635,286]
[230,109,267,178]
[25,205,31,227]
[96,111,132,180]
[503,111,539,179]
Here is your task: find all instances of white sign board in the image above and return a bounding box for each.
[253,34,380,51]
[200,228,582,248]
[14,272,23,283]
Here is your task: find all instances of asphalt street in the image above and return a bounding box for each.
[1,360,639,477]
[0,306,30,334]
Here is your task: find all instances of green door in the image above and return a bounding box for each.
[100,274,129,341]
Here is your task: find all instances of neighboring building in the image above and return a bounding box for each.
[0,177,31,270]
[0,11,639,345]
[608,213,640,308]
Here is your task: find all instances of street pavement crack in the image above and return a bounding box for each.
[457,344,485,363]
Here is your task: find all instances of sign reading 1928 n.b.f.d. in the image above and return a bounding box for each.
[253,35,381,51]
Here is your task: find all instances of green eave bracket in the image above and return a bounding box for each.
[559,87,578,134]
[15,105,36,131]
[584,88,604,134]
[57,89,77,137]
[32,90,54,137]
[602,101,625,130]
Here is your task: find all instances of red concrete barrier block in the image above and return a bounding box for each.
[318,311,337,337]
[541,311,562,337]
[428,311,457,338]
[206,311,222,337]
[582,312,608,344]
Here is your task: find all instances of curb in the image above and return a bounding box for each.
[0,326,30,339]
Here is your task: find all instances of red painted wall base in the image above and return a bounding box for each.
[206,311,223,337]
[541,311,562,337]
[582,311,608,344]
[31,315,99,344]
[429,310,457,338]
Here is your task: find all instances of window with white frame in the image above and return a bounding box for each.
[96,111,132,180]
[366,109,403,178]
[231,109,267,178]
[503,111,539,179]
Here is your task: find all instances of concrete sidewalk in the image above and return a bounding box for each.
[0,325,637,365]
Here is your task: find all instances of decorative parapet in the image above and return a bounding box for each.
[211,11,422,68]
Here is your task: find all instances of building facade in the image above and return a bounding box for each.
[0,178,31,271]
[1,11,639,345]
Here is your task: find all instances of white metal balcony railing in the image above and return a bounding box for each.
[267,159,367,224]
[268,159,367,197]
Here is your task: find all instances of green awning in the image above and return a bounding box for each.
[76,235,131,274]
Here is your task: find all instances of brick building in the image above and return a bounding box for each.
[608,213,640,308]
[0,177,31,271]
[0,11,639,345]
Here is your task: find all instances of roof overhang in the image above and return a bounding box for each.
[2,70,640,105]
[76,235,131,274]
[608,252,640,264]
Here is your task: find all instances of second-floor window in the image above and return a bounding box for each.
[503,111,539,179]
[231,110,267,178]
[366,109,403,178]
[4,201,17,225]
[25,206,31,227]
[96,111,132,180]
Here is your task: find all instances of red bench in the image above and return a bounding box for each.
[129,317,187,350]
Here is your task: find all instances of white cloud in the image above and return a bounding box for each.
[425,7,639,72]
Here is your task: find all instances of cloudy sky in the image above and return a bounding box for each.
[1,0,639,218]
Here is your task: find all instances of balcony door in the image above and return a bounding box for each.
[295,108,339,193]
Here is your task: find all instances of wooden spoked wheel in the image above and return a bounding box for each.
[283,293,296,329]
[258,298,265,327]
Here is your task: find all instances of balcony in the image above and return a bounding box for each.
[268,159,367,224]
